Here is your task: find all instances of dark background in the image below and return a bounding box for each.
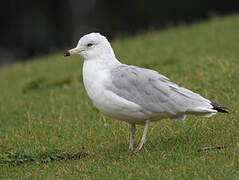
[0,0,238,64]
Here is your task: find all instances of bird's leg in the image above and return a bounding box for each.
[135,120,150,152]
[129,123,136,151]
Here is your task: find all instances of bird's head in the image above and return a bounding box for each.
[64,32,115,61]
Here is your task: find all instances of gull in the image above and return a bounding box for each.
[64,32,229,152]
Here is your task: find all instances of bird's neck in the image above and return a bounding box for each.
[83,56,120,71]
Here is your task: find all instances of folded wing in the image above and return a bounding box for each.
[107,64,221,117]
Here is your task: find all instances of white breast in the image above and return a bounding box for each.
[82,60,148,123]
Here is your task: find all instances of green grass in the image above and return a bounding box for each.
[1,14,239,179]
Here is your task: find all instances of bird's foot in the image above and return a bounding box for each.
[134,143,144,153]
[129,145,134,151]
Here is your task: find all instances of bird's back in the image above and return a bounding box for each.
[106,64,217,120]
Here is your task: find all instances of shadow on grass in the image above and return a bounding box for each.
[147,130,228,154]
[0,147,88,166]
[1,127,228,166]
[93,127,229,161]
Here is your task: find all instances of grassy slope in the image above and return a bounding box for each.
[0,15,239,179]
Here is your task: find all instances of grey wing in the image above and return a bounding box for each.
[107,64,214,116]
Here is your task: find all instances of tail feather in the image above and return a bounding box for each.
[211,102,229,113]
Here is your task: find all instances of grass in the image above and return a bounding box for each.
[0,14,239,179]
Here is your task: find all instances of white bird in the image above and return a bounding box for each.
[64,32,228,152]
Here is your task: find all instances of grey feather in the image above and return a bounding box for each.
[106,64,214,118]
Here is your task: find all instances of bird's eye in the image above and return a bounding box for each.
[87,43,93,47]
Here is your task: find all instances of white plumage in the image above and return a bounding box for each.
[65,32,228,152]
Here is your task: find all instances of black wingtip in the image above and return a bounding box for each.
[211,102,229,113]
